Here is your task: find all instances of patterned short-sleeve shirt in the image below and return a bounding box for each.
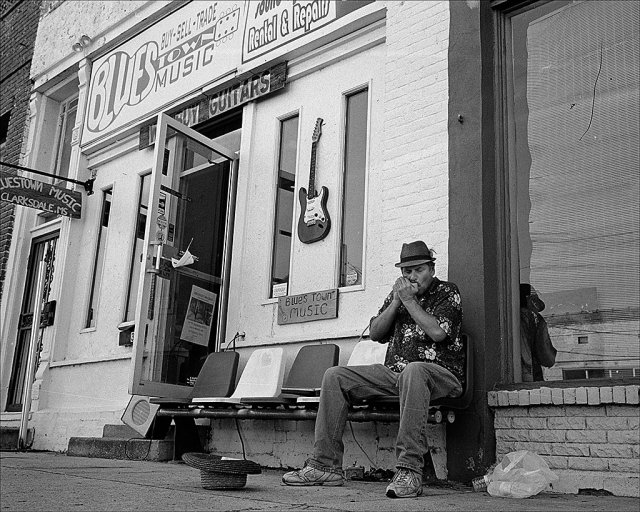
[370,278,465,385]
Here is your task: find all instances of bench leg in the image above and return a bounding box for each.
[429,448,448,480]
[149,416,172,440]
[172,417,203,461]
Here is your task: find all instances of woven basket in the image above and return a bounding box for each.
[200,470,247,490]
[182,453,261,490]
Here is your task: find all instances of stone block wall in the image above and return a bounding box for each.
[488,385,639,497]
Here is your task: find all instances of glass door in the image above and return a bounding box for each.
[130,114,238,398]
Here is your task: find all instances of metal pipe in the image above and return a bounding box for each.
[156,407,443,424]
[216,157,239,352]
[0,160,95,194]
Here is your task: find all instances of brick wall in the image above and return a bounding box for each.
[206,418,447,477]
[379,0,451,277]
[0,0,41,300]
[206,0,455,478]
[489,385,640,497]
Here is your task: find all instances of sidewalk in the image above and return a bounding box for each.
[1,451,637,512]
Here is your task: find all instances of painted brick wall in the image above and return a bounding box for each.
[0,0,41,300]
[207,0,455,477]
[378,0,451,279]
[31,0,151,79]
[206,418,447,477]
[489,385,640,497]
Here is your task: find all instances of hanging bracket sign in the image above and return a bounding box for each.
[0,170,83,219]
[277,288,338,325]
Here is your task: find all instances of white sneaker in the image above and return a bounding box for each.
[282,464,344,487]
[385,468,423,498]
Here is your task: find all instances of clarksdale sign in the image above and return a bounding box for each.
[0,171,83,218]
[277,288,338,325]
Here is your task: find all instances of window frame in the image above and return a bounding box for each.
[268,111,300,299]
[84,187,113,329]
[51,94,79,180]
[121,171,151,324]
[0,111,10,157]
[493,0,640,388]
[336,83,371,291]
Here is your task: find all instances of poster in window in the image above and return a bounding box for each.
[181,285,217,347]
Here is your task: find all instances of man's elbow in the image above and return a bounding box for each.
[369,323,385,342]
[370,328,383,341]
[431,328,447,342]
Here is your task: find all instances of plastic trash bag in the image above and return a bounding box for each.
[487,450,558,498]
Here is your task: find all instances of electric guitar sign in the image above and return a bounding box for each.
[298,118,331,244]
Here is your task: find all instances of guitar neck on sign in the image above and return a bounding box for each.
[298,118,331,244]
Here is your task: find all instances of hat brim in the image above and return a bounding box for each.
[395,258,435,268]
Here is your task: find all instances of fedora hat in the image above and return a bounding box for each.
[395,241,436,268]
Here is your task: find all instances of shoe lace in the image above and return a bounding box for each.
[394,469,415,485]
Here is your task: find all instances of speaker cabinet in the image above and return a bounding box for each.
[121,395,160,437]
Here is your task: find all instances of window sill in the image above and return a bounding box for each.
[493,377,639,391]
[261,284,365,306]
[49,353,132,368]
[488,382,639,408]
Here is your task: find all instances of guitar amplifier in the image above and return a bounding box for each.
[121,395,160,437]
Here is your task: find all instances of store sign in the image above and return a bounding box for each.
[138,63,287,149]
[242,0,336,62]
[83,1,245,146]
[0,171,82,218]
[277,288,338,325]
[83,1,369,146]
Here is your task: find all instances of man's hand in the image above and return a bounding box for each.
[393,277,419,304]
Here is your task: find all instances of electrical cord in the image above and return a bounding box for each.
[222,332,241,352]
[123,331,245,462]
[343,323,378,469]
[124,414,157,461]
[348,421,378,470]
[234,418,247,460]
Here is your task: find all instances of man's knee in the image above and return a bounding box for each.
[322,365,347,385]
[398,362,433,387]
[402,361,429,376]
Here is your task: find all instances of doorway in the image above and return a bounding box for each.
[5,233,58,412]
[130,114,239,398]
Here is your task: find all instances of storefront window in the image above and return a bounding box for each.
[52,96,78,180]
[506,1,639,382]
[270,115,298,297]
[339,88,368,287]
[85,189,112,328]
[124,174,150,321]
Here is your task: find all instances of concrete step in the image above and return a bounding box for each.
[67,436,174,461]
[102,424,145,439]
